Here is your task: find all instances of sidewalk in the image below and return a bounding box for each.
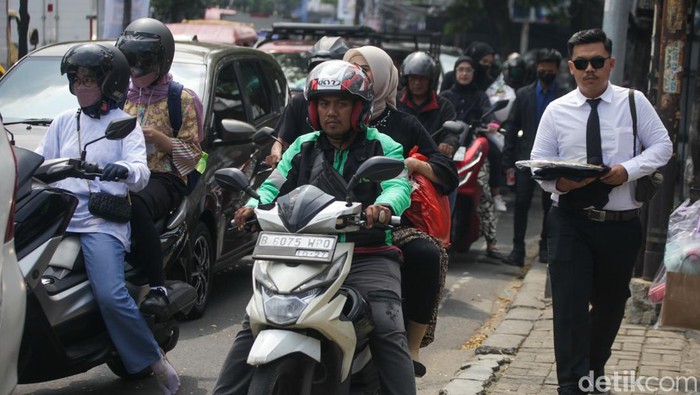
[440,255,700,395]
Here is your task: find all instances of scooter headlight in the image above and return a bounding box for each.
[261,286,322,326]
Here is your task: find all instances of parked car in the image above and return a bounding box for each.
[0,125,24,395]
[166,19,258,47]
[0,40,289,318]
[255,23,380,93]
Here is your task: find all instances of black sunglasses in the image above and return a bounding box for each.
[572,56,610,70]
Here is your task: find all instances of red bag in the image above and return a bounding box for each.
[403,147,451,247]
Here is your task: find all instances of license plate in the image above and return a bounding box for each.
[253,232,338,263]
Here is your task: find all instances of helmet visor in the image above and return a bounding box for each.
[117,32,163,77]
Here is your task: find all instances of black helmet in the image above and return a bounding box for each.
[116,18,175,77]
[400,51,440,90]
[503,56,528,88]
[537,48,562,66]
[307,36,351,71]
[305,60,374,133]
[61,43,130,103]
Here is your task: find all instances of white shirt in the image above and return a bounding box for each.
[531,82,673,211]
[36,107,150,249]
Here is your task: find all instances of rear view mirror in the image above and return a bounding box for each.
[252,127,276,146]
[104,116,137,140]
[346,157,405,203]
[81,116,136,160]
[215,168,260,200]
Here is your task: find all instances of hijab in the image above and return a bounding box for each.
[343,46,398,120]
[464,41,497,91]
[451,56,478,94]
[126,73,205,141]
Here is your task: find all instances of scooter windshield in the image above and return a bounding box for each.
[277,185,336,233]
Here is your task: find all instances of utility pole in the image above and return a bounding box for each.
[642,0,689,280]
[602,0,632,85]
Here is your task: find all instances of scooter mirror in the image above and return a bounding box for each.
[252,127,276,146]
[215,168,261,200]
[104,116,137,140]
[346,157,405,194]
[481,100,509,121]
[81,116,137,160]
[441,120,465,135]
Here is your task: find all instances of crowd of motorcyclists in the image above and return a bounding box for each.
[8,17,573,394]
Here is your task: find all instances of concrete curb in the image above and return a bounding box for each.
[440,257,549,394]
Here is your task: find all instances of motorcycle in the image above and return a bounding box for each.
[11,116,196,383]
[213,156,404,394]
[450,100,509,252]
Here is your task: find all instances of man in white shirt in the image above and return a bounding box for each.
[530,29,672,395]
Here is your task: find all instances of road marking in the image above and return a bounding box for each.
[439,274,472,310]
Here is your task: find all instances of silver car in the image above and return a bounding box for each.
[0,125,25,395]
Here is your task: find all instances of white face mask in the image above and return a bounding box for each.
[132,72,159,88]
[74,84,102,107]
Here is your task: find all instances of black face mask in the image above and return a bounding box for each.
[537,71,557,85]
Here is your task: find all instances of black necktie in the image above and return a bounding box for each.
[586,98,602,165]
[559,98,613,210]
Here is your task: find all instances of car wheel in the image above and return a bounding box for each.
[186,221,214,319]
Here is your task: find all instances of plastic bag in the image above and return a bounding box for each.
[663,199,700,274]
[647,264,667,304]
[403,147,451,247]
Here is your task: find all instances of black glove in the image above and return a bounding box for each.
[101,163,129,181]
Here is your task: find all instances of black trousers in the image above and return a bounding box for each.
[212,250,416,395]
[130,173,185,287]
[547,206,642,394]
[511,168,552,254]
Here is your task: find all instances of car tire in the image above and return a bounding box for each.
[185,221,213,319]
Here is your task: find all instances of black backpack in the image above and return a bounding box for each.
[167,81,201,195]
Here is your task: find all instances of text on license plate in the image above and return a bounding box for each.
[257,233,336,251]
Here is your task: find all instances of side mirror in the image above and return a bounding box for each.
[346,157,405,204]
[481,99,509,121]
[442,120,465,135]
[81,116,136,160]
[252,126,276,146]
[220,119,256,143]
[214,168,260,200]
[105,116,137,140]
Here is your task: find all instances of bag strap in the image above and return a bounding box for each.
[629,88,640,155]
[168,81,184,137]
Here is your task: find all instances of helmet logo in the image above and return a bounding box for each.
[318,78,340,87]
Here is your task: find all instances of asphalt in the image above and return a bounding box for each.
[439,248,700,395]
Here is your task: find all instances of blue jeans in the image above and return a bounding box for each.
[80,232,160,373]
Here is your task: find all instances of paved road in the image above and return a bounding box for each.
[14,191,546,395]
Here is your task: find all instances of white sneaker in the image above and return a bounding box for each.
[494,195,507,212]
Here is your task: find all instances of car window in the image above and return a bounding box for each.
[271,53,307,92]
[0,56,206,124]
[0,57,70,122]
[237,61,272,121]
[212,62,246,127]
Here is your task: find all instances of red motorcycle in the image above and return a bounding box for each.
[450,100,508,252]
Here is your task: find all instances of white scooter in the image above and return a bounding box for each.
[214,156,404,394]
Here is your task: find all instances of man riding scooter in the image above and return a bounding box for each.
[213,60,417,395]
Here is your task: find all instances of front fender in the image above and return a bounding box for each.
[247,329,321,366]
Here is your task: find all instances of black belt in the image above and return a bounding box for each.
[553,202,640,222]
